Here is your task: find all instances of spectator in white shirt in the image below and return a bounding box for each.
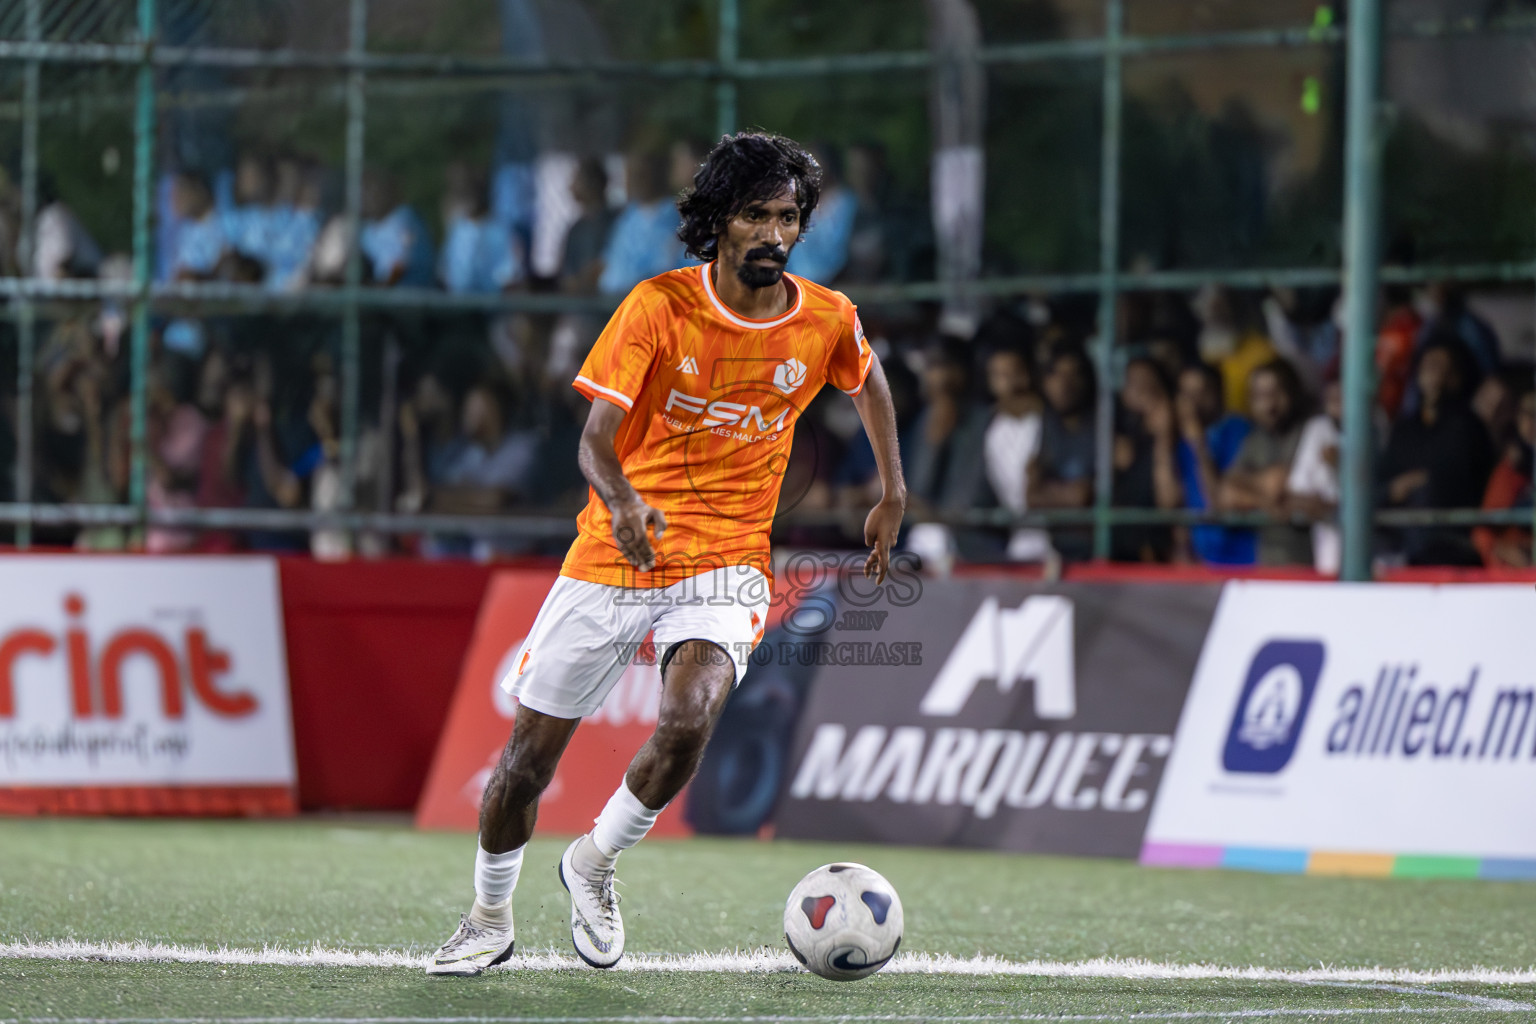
[33,178,102,280]
[1286,377,1343,575]
[982,342,1050,561]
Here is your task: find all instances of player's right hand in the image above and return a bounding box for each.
[611,498,667,572]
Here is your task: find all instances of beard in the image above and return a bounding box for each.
[735,245,788,289]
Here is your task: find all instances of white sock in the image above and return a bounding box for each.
[474,840,523,911]
[589,783,662,862]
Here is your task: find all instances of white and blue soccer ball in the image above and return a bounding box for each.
[783,862,904,981]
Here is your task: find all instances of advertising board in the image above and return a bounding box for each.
[775,580,1215,857]
[1143,582,1536,878]
[0,556,295,815]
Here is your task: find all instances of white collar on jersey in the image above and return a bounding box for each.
[699,261,805,330]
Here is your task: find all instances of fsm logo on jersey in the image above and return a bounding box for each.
[1221,640,1325,774]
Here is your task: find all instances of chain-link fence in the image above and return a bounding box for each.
[0,0,1529,573]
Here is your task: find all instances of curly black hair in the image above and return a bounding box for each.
[676,131,822,262]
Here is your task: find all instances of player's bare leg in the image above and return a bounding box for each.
[428,706,579,976]
[561,639,736,967]
[627,639,737,806]
[480,705,583,852]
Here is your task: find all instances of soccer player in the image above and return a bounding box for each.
[427,132,907,975]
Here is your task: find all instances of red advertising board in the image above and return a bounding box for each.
[0,556,296,816]
[415,569,693,836]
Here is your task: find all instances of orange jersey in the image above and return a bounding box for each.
[564,262,873,588]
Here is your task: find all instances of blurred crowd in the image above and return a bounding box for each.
[855,281,1533,573]
[1,141,1531,572]
[38,137,905,299]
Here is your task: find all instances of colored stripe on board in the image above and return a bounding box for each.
[1479,858,1536,881]
[1142,843,1536,881]
[1306,852,1396,877]
[1222,847,1308,874]
[1138,843,1224,869]
[1391,855,1481,879]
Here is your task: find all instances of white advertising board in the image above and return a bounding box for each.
[0,556,295,814]
[1143,581,1536,876]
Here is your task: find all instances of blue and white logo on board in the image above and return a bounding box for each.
[1222,640,1325,774]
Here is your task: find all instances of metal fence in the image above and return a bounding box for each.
[0,0,1531,578]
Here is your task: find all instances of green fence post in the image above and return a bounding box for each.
[14,0,39,549]
[717,0,739,139]
[128,0,156,535]
[1092,0,1123,561]
[1340,0,1383,581]
[339,0,367,520]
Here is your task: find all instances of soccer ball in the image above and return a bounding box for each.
[783,862,903,981]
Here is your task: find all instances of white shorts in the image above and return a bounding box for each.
[500,565,772,719]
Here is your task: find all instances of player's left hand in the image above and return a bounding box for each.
[862,496,904,585]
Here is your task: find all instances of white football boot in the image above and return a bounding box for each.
[425,901,515,976]
[559,835,624,968]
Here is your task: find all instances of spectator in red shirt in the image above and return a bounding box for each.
[1375,285,1420,420]
[1474,384,1533,568]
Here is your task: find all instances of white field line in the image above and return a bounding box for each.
[1293,980,1531,1011]
[2,939,1536,993]
[0,1011,1530,1024]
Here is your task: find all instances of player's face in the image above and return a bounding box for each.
[720,188,802,289]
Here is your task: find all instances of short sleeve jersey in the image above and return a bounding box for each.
[566,263,873,588]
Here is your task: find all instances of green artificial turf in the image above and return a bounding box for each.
[1,818,1533,1021]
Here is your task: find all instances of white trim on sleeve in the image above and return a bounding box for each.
[838,350,875,396]
[836,315,875,395]
[574,375,635,411]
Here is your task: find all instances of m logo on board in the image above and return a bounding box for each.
[919,596,1075,720]
[778,583,1208,855]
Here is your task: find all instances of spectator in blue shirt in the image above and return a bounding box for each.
[360,169,436,288]
[786,145,856,284]
[170,172,227,281]
[265,156,322,292]
[402,374,537,556]
[439,162,521,294]
[164,171,227,357]
[1175,360,1256,565]
[218,153,280,276]
[597,148,686,295]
